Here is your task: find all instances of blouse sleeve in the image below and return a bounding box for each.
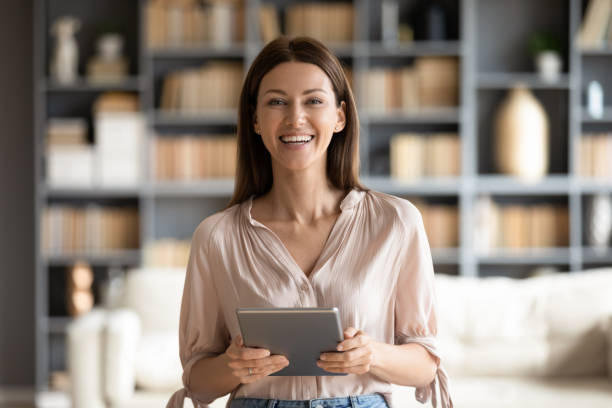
[394,204,453,408]
[166,220,231,408]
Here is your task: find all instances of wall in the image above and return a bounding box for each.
[0,0,35,385]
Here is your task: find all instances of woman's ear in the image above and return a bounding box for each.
[335,101,347,133]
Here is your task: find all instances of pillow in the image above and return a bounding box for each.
[135,331,183,390]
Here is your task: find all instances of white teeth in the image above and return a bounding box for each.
[280,135,313,143]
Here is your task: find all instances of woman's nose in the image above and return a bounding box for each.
[285,103,306,127]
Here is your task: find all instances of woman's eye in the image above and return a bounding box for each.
[267,98,323,105]
[269,99,284,105]
[309,98,323,104]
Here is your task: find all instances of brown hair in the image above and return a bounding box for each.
[226,36,366,209]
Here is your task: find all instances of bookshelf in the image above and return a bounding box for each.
[33,0,612,392]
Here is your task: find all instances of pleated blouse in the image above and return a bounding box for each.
[166,188,453,408]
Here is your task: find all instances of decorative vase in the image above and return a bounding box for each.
[586,193,612,250]
[493,84,549,182]
[535,50,561,83]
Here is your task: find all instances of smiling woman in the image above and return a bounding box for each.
[165,36,453,408]
[229,36,364,205]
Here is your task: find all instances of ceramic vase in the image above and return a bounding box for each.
[493,84,549,182]
[586,193,612,250]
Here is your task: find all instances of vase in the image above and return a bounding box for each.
[493,84,549,182]
[586,194,612,250]
[535,51,561,83]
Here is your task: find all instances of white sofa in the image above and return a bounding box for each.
[67,267,612,408]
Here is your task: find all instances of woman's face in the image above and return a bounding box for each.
[254,61,346,173]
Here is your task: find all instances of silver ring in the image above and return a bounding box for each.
[248,367,252,376]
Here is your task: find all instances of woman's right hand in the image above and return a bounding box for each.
[225,335,290,384]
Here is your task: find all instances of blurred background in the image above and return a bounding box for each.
[2,0,612,407]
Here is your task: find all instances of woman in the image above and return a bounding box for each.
[166,36,453,408]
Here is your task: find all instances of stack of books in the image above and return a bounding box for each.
[160,61,243,113]
[475,196,569,253]
[579,133,612,180]
[361,57,459,113]
[46,118,94,188]
[390,133,461,180]
[258,2,354,44]
[146,0,244,48]
[143,239,191,268]
[94,93,145,187]
[153,134,237,180]
[42,205,139,255]
[412,200,459,248]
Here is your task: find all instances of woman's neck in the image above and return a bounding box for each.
[262,165,345,225]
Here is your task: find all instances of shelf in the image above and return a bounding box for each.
[431,248,461,264]
[581,107,612,123]
[368,41,462,57]
[476,175,570,195]
[151,179,235,196]
[41,77,144,92]
[363,176,460,195]
[151,109,238,126]
[477,73,571,89]
[44,250,141,267]
[365,107,461,124]
[579,48,612,56]
[477,248,571,264]
[43,185,141,198]
[578,180,612,193]
[582,247,612,263]
[44,317,73,334]
[148,43,246,58]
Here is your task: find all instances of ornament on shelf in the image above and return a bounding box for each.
[587,80,604,119]
[528,31,562,83]
[50,16,81,84]
[586,194,612,251]
[66,262,94,317]
[87,33,128,83]
[493,83,549,182]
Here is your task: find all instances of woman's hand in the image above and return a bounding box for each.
[225,335,289,384]
[317,327,376,375]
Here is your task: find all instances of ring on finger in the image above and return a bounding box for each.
[248,367,252,376]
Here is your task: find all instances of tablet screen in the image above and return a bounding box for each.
[236,307,347,376]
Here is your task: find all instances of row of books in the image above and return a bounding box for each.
[360,57,459,112]
[390,133,461,179]
[475,196,569,253]
[146,0,244,48]
[259,2,354,44]
[42,206,140,254]
[160,61,243,112]
[153,135,237,180]
[411,201,459,248]
[47,93,145,188]
[579,133,612,180]
[576,0,612,49]
[143,239,191,267]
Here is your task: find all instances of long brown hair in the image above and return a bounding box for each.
[226,36,366,209]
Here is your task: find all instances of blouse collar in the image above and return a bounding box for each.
[242,187,365,227]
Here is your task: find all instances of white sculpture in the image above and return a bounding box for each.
[50,16,81,84]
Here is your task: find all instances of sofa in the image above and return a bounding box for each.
[67,267,612,408]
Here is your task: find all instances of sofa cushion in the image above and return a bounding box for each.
[542,269,612,376]
[134,332,182,391]
[435,268,612,377]
[122,268,186,333]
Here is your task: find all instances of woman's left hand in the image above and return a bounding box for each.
[317,327,377,375]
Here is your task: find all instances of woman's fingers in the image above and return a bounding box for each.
[232,356,290,383]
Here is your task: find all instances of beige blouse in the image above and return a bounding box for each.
[166,188,453,408]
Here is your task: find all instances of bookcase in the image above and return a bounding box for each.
[33,0,612,391]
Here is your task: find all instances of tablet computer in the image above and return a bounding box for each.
[235,307,347,376]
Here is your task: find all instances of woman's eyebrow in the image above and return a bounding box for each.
[263,88,328,95]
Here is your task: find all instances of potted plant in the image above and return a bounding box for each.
[528,31,562,83]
